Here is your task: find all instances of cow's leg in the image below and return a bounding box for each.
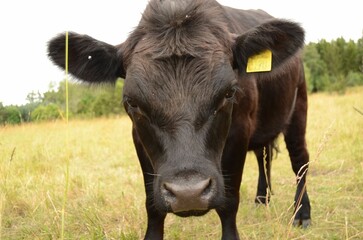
[133,131,166,240]
[216,185,241,240]
[216,130,249,240]
[254,144,272,205]
[283,85,311,228]
[216,153,246,240]
[144,183,166,240]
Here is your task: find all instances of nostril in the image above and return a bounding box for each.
[163,178,213,198]
[202,178,213,196]
[163,183,176,199]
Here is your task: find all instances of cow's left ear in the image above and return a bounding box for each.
[232,19,304,73]
[48,32,126,83]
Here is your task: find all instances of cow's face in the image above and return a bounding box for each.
[123,52,237,215]
[48,2,304,215]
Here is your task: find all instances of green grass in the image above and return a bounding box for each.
[1,87,363,239]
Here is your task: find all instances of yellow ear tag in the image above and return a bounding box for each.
[246,49,272,73]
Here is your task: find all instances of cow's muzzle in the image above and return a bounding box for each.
[160,175,216,214]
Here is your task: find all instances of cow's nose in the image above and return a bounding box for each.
[161,178,214,213]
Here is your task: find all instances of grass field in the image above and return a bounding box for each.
[1,87,363,239]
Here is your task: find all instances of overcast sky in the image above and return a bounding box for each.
[1,0,362,106]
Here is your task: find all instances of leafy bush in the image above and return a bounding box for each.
[0,106,22,124]
[31,103,62,122]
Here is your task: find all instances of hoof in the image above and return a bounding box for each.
[293,219,311,228]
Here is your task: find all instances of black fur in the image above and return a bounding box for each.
[233,19,305,72]
[48,32,125,82]
[47,0,311,238]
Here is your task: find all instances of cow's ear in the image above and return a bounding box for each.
[232,19,304,73]
[48,32,126,83]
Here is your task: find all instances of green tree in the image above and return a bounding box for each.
[86,78,124,117]
[306,37,363,92]
[77,93,96,117]
[26,91,42,104]
[1,106,22,124]
[0,102,5,124]
[303,43,329,92]
[346,71,363,87]
[316,39,341,77]
[35,78,124,120]
[358,37,363,73]
[31,104,62,122]
[342,40,359,75]
[19,103,41,122]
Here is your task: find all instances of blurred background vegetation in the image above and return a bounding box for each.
[1,37,362,125]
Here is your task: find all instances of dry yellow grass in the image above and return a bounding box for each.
[1,87,362,239]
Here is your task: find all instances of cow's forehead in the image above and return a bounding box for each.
[127,53,233,87]
[124,53,235,108]
[123,0,233,61]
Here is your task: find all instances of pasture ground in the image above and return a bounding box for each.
[1,87,363,239]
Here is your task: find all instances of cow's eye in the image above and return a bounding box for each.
[124,97,139,111]
[123,97,151,122]
[126,98,138,108]
[213,86,238,116]
[225,87,237,101]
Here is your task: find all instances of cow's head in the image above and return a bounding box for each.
[48,0,304,216]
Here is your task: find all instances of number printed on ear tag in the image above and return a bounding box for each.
[246,49,272,73]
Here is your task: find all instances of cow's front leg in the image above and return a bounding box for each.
[144,189,166,240]
[140,159,167,240]
[216,197,240,240]
[217,131,249,240]
[216,155,246,240]
[133,131,166,240]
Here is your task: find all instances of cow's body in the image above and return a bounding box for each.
[48,0,311,239]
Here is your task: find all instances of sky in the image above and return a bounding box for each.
[1,0,362,106]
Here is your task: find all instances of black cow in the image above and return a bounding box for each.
[48,0,311,239]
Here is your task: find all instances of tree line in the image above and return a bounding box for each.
[0,80,124,125]
[1,37,362,125]
[304,37,363,93]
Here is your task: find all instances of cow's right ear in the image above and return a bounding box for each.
[48,32,126,83]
